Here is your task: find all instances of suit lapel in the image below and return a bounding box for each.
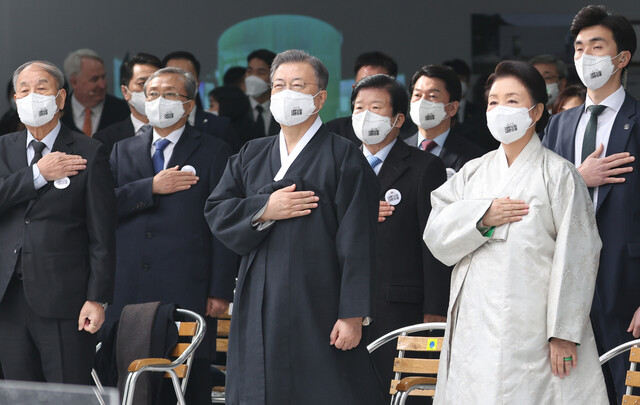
[166,126,201,169]
[133,128,155,178]
[561,106,582,163]
[377,140,410,198]
[403,133,418,148]
[440,132,460,169]
[596,93,636,212]
[7,131,28,172]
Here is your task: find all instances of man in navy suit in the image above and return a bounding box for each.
[351,73,449,401]
[542,6,639,403]
[94,53,162,153]
[403,65,485,175]
[163,51,240,151]
[61,49,129,136]
[109,67,237,403]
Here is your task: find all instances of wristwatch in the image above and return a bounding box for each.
[97,302,108,311]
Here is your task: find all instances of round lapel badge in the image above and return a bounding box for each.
[54,177,70,189]
[181,165,196,175]
[446,168,457,179]
[384,188,402,206]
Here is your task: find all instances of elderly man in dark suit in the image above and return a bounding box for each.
[94,53,162,153]
[542,6,639,404]
[404,65,485,176]
[0,60,116,384]
[108,67,236,403]
[350,73,450,400]
[61,49,129,136]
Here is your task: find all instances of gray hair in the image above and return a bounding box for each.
[270,49,329,90]
[528,54,568,79]
[143,67,197,99]
[12,61,65,92]
[64,48,103,78]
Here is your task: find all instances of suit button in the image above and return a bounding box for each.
[143,264,150,271]
[146,232,153,239]
[24,218,31,224]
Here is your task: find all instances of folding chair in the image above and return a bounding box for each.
[121,308,206,405]
[211,309,231,404]
[599,338,640,405]
[368,322,446,405]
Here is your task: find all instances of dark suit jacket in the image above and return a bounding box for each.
[94,116,135,154]
[542,92,640,321]
[403,126,485,172]
[326,115,417,147]
[61,94,130,135]
[193,109,241,153]
[108,125,237,327]
[0,123,116,319]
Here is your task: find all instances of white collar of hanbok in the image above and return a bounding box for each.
[274,115,322,181]
[496,134,542,172]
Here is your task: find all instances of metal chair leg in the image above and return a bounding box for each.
[167,369,186,405]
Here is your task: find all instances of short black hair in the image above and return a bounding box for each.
[485,60,550,133]
[247,49,277,67]
[570,5,637,61]
[552,84,587,114]
[162,51,201,78]
[353,51,398,78]
[120,53,162,87]
[443,59,471,79]
[410,65,462,102]
[209,85,251,120]
[351,74,408,116]
[223,66,247,87]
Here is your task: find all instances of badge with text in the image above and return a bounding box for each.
[54,177,70,189]
[384,188,402,206]
[181,165,196,175]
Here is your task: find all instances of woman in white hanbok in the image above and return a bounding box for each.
[424,61,608,405]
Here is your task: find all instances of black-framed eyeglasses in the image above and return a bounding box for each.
[146,91,190,101]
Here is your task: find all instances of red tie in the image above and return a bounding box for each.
[82,107,92,137]
[420,139,437,152]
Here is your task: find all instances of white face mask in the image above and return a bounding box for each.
[145,97,187,129]
[546,82,560,105]
[16,90,61,127]
[351,110,398,145]
[245,75,270,97]
[410,99,449,130]
[270,89,319,127]
[126,88,147,116]
[575,52,621,90]
[486,105,535,144]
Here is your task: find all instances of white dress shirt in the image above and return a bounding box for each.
[151,126,185,170]
[26,121,61,189]
[130,114,146,134]
[417,128,450,157]
[249,97,272,134]
[574,85,626,206]
[71,94,104,135]
[362,138,397,175]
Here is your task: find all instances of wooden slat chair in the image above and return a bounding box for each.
[599,338,640,405]
[212,309,231,404]
[368,322,446,405]
[121,308,206,405]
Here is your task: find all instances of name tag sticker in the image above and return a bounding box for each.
[384,189,402,206]
[54,177,70,189]
[181,165,196,175]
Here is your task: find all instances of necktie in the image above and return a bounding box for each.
[420,139,437,152]
[366,155,382,171]
[30,141,46,166]
[82,107,92,137]
[581,104,606,163]
[255,105,266,136]
[152,139,171,174]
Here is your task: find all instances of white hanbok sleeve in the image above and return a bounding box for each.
[545,161,602,344]
[423,163,495,266]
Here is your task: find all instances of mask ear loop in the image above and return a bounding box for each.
[525,104,538,130]
[309,89,324,116]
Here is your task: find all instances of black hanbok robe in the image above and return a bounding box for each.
[205,124,384,405]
